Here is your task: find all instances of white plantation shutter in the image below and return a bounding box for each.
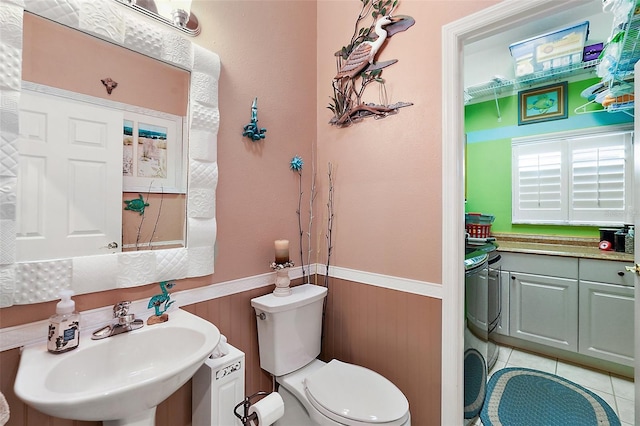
[512,141,567,223]
[569,132,633,224]
[512,128,633,226]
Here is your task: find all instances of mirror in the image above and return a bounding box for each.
[0,0,220,307]
[20,12,189,261]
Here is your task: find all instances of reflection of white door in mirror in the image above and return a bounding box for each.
[18,91,123,261]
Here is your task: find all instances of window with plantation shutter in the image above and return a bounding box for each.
[512,141,566,223]
[512,127,633,226]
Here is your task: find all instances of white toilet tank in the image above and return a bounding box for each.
[251,284,327,376]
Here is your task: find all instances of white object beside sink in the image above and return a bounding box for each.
[14,308,220,425]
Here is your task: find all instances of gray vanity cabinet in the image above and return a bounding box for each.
[500,252,635,367]
[503,253,579,352]
[578,259,635,367]
[509,272,579,351]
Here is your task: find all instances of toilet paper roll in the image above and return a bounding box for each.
[248,392,284,426]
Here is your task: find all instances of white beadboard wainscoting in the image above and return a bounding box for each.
[0,264,442,352]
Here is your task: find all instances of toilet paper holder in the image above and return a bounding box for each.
[233,391,269,426]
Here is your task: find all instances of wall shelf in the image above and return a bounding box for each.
[591,1,640,115]
[465,59,601,104]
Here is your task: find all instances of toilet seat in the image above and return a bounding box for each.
[304,360,409,426]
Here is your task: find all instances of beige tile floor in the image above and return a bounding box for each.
[465,344,635,426]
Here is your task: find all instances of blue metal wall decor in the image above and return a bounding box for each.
[242,97,267,141]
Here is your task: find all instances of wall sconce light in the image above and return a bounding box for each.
[116,0,200,36]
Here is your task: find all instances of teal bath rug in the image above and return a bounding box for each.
[480,367,620,426]
[464,348,486,419]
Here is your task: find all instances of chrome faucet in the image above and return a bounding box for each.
[113,301,134,326]
[91,301,144,340]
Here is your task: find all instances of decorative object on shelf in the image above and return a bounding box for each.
[271,240,293,296]
[114,0,200,36]
[274,239,290,264]
[124,194,150,215]
[272,265,293,297]
[242,97,267,141]
[329,0,414,127]
[289,156,304,172]
[101,77,118,95]
[518,82,568,125]
[324,162,334,287]
[147,281,175,324]
[270,261,294,270]
[290,156,315,284]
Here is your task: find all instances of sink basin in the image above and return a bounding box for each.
[14,308,220,425]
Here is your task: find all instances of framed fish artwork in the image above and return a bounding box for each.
[518,82,568,125]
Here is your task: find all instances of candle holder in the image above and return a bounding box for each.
[270,261,294,297]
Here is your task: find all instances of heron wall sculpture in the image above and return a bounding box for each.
[329,0,415,127]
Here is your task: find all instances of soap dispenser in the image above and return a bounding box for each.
[47,290,80,354]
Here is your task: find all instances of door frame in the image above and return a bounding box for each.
[634,61,640,426]
[440,1,614,424]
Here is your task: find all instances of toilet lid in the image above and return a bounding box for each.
[304,360,409,425]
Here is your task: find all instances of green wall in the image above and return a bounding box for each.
[465,77,633,238]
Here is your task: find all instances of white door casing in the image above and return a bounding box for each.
[441,1,619,424]
[634,60,640,426]
[17,91,123,261]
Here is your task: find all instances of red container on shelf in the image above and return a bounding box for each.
[465,213,495,238]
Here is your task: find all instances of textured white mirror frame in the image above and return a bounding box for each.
[0,0,219,307]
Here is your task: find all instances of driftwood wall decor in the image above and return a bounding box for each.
[329,0,414,127]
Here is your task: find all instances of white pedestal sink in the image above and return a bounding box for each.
[14,308,220,425]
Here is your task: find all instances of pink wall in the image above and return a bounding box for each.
[121,193,186,250]
[315,0,499,282]
[193,0,318,285]
[22,13,189,116]
[0,1,501,425]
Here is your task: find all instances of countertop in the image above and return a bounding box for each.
[493,233,634,263]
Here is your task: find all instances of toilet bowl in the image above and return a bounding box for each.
[251,284,411,426]
[277,359,410,426]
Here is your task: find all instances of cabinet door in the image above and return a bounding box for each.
[510,272,578,351]
[579,281,634,367]
[496,270,510,336]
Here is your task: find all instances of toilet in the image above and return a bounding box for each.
[251,284,411,426]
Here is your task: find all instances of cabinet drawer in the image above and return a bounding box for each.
[500,252,578,279]
[579,258,635,287]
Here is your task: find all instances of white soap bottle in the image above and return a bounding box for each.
[47,290,81,354]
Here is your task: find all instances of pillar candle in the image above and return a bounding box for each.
[274,239,289,264]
